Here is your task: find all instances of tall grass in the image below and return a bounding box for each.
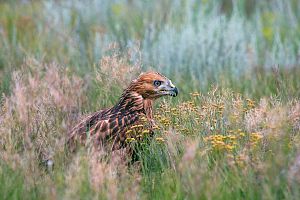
[1,0,300,96]
[0,0,300,199]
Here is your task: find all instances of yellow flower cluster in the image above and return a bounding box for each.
[152,91,260,149]
[155,137,165,142]
[246,99,255,109]
[204,134,240,152]
[150,91,272,171]
[125,137,136,142]
[125,124,152,143]
[178,101,197,113]
[204,129,264,155]
[160,118,171,127]
[250,132,263,145]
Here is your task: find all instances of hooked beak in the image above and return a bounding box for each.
[158,80,178,97]
[168,80,178,97]
[169,87,178,97]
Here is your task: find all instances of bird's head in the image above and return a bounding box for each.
[128,71,179,99]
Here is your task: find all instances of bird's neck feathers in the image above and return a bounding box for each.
[114,90,154,117]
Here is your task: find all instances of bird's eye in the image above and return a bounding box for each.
[153,80,161,87]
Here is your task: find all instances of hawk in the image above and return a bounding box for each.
[67,71,178,151]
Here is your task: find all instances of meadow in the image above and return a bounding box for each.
[0,0,300,199]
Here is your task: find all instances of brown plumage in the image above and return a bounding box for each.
[67,71,178,151]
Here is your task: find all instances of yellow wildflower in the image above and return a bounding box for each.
[125,138,136,142]
[142,130,150,134]
[225,145,234,151]
[239,132,245,137]
[155,137,165,142]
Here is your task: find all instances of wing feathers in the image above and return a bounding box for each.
[68,91,152,151]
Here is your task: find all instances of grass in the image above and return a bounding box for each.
[0,0,300,199]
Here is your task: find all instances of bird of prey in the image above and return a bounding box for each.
[67,71,178,151]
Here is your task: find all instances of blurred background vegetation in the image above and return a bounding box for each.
[0,0,299,100]
[1,1,300,199]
